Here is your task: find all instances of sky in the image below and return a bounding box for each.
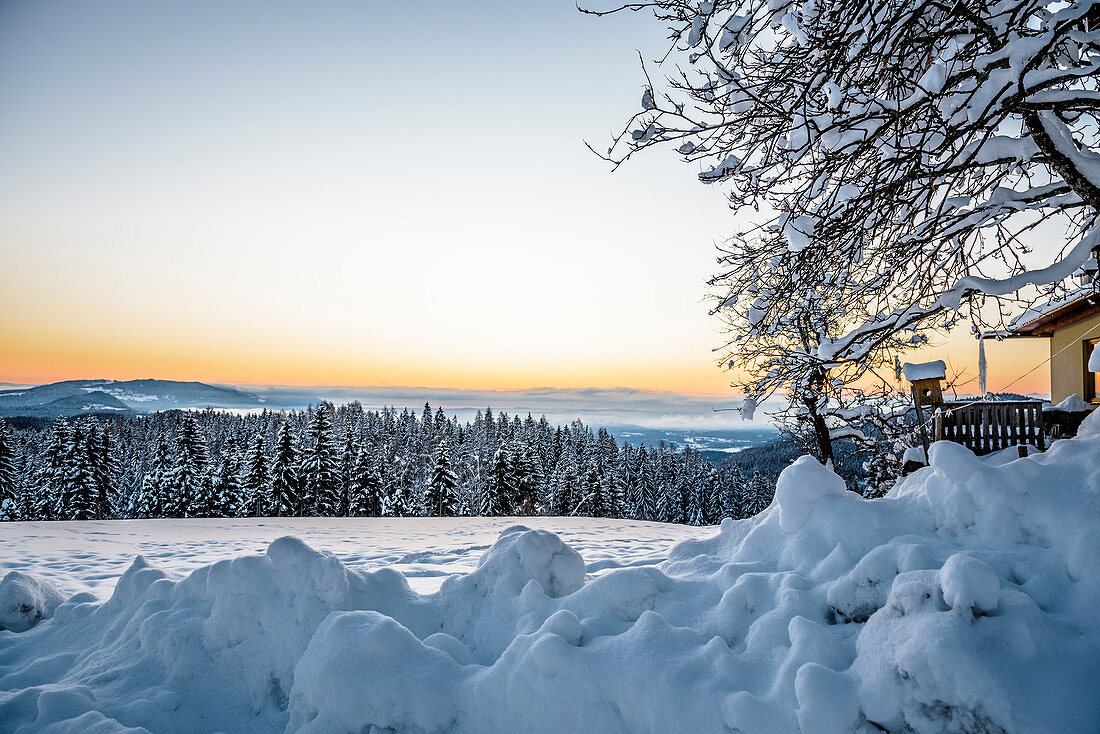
[0,0,1052,398]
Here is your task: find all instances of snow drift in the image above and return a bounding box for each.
[4,416,1100,732]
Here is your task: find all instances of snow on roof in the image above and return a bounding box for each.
[1008,285,1095,331]
[1045,393,1094,412]
[902,360,946,381]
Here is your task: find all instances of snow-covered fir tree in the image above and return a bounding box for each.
[300,404,341,516]
[349,445,382,517]
[744,472,773,518]
[166,415,210,518]
[425,440,458,517]
[0,422,18,521]
[132,436,171,519]
[270,421,301,517]
[3,404,780,525]
[481,447,514,516]
[217,443,247,517]
[719,465,744,521]
[241,433,268,517]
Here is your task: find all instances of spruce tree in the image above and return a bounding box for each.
[745,472,773,517]
[135,435,172,518]
[270,422,301,516]
[549,448,578,516]
[579,455,604,518]
[57,423,98,521]
[425,440,458,517]
[338,432,359,517]
[300,404,340,516]
[349,446,382,516]
[36,419,72,520]
[701,466,722,525]
[421,402,434,437]
[636,450,658,521]
[241,433,268,516]
[167,416,211,518]
[212,448,244,517]
[87,422,116,519]
[512,442,541,516]
[481,447,513,516]
[0,422,17,521]
[659,447,683,523]
[388,475,417,517]
[720,465,745,520]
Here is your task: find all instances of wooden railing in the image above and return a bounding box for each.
[934,401,1046,455]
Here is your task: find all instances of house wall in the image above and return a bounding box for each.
[1050,310,1100,403]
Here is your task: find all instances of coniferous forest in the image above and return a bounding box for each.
[0,403,774,524]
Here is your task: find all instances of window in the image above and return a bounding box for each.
[1086,339,1100,402]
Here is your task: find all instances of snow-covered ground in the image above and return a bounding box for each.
[4,415,1100,732]
[0,517,708,598]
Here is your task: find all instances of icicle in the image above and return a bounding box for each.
[978,335,988,397]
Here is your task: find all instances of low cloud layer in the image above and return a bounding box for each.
[246,385,770,429]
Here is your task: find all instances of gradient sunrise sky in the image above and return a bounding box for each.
[0,0,1051,396]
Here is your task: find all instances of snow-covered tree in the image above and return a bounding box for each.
[269,422,301,516]
[512,442,542,515]
[212,447,244,517]
[300,404,340,516]
[719,465,744,520]
[425,440,458,517]
[86,422,116,519]
[548,446,579,516]
[241,433,268,516]
[338,433,360,517]
[591,0,1100,457]
[481,447,514,516]
[166,416,211,518]
[0,422,18,521]
[350,446,382,516]
[35,419,73,520]
[744,472,773,517]
[1,404,743,526]
[55,422,99,521]
[133,435,171,519]
[635,450,659,521]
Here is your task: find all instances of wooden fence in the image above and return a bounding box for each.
[933,401,1046,455]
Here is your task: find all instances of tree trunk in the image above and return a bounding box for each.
[802,396,835,465]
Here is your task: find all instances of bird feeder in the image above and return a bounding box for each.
[905,362,946,407]
[903,360,947,459]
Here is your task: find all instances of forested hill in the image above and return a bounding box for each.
[0,403,776,525]
[0,379,264,418]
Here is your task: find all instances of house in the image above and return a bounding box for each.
[1004,286,1100,405]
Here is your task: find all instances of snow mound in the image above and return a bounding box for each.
[0,571,66,632]
[3,435,1100,731]
[774,454,848,533]
[1046,393,1094,412]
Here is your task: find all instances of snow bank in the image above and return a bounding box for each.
[3,431,1100,732]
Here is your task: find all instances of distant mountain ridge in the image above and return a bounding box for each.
[0,379,265,418]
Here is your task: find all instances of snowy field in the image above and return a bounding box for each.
[4,416,1100,732]
[0,517,710,598]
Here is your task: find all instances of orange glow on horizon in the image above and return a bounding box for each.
[1,322,1055,398]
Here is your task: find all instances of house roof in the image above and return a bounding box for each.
[1004,286,1100,337]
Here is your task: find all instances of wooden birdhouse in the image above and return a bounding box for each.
[903,360,946,407]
